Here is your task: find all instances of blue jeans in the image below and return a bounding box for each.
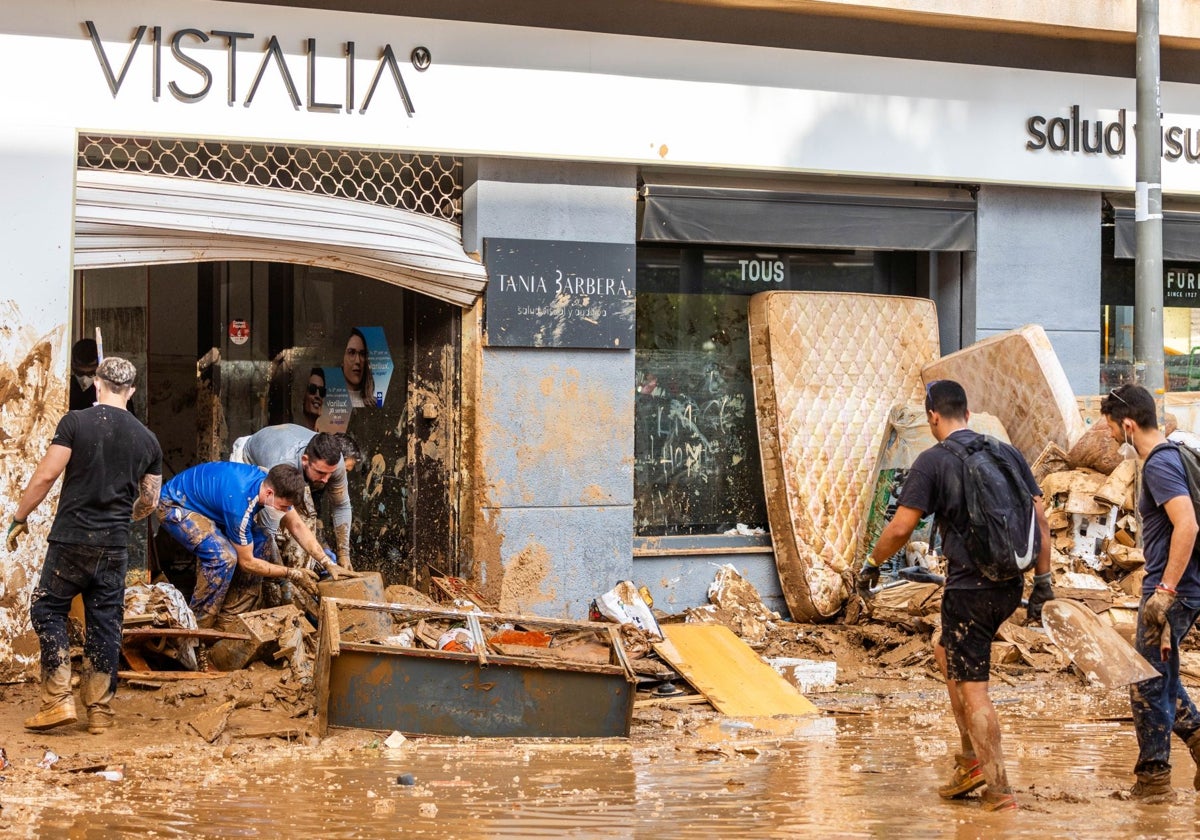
[29,541,128,693]
[158,503,267,629]
[1130,593,1200,773]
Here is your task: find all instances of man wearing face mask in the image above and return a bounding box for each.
[68,338,99,411]
[1102,383,1200,803]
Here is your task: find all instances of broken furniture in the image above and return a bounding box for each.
[315,599,637,738]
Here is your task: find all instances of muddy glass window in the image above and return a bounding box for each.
[634,247,913,536]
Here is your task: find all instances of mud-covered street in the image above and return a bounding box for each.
[2,629,1198,839]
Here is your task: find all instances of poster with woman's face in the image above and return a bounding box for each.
[340,326,393,408]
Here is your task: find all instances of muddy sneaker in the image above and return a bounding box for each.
[1126,769,1175,804]
[938,754,985,799]
[981,790,1018,812]
[24,697,77,732]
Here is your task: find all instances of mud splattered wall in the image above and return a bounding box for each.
[464,159,637,617]
[0,125,76,681]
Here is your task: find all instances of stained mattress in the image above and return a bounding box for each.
[748,292,940,622]
[921,324,1085,465]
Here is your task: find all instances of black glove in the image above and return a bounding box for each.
[857,561,881,594]
[1025,572,1054,623]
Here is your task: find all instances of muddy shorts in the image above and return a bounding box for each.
[939,584,1022,682]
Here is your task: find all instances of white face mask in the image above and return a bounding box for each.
[75,374,94,391]
[1118,427,1138,460]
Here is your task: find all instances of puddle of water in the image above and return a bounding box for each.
[23,710,1200,838]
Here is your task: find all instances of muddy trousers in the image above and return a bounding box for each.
[1130,594,1200,774]
[157,504,263,630]
[29,541,127,714]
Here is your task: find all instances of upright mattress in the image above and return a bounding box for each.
[748,292,940,622]
[921,324,1085,465]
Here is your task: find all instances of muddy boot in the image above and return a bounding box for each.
[80,664,115,735]
[1187,732,1200,792]
[1127,768,1175,803]
[24,663,77,731]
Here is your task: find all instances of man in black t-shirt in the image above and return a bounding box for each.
[7,357,162,734]
[859,380,1051,812]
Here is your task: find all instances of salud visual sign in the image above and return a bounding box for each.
[483,239,636,349]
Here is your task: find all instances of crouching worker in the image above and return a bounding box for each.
[7,357,162,734]
[156,462,325,664]
[858,379,1051,812]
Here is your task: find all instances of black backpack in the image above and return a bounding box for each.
[939,434,1039,581]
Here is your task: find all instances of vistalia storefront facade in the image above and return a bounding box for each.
[1,0,1197,675]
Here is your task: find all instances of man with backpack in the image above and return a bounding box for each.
[858,379,1051,812]
[1102,383,1200,802]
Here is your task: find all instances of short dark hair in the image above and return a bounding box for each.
[309,366,325,381]
[265,463,306,503]
[925,379,968,420]
[1100,383,1157,429]
[304,432,343,467]
[334,433,362,465]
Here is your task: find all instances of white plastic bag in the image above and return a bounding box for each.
[594,581,662,640]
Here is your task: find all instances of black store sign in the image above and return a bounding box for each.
[483,239,636,348]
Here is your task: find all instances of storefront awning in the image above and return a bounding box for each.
[639,183,976,251]
[74,170,488,307]
[1114,206,1200,262]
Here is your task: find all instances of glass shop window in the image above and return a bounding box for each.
[1102,256,1200,391]
[634,247,911,537]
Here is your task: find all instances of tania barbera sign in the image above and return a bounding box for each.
[83,20,430,114]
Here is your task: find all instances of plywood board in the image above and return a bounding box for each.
[654,624,819,717]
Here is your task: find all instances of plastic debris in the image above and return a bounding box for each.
[37,750,60,769]
[383,730,407,749]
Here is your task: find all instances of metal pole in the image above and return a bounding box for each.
[1134,0,1164,392]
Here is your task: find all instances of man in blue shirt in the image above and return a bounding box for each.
[1103,383,1200,802]
[157,462,323,636]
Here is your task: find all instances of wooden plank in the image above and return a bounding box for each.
[653,624,819,717]
[313,598,339,737]
[121,645,153,673]
[122,627,252,641]
[117,670,225,681]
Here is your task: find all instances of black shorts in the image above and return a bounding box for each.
[939,584,1023,682]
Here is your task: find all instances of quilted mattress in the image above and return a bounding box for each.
[748,292,940,622]
[921,325,1086,465]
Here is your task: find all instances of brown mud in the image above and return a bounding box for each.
[2,624,1199,838]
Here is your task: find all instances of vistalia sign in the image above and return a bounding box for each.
[1027,104,1200,162]
[84,20,431,115]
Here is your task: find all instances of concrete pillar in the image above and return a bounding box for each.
[973,185,1102,396]
[463,159,637,618]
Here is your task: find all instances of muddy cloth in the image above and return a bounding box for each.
[1129,594,1200,774]
[1141,444,1200,599]
[897,428,1041,591]
[940,585,1022,682]
[237,424,351,564]
[48,405,162,546]
[30,542,126,698]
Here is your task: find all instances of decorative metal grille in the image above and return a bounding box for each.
[77,136,462,222]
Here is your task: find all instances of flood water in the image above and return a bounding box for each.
[22,700,1200,838]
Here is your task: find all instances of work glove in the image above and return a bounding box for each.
[285,566,321,597]
[1142,586,1176,650]
[857,560,881,594]
[1025,572,1055,624]
[6,519,27,552]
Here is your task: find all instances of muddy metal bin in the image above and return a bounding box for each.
[315,599,637,738]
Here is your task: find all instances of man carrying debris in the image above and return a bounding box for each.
[7,357,162,734]
[859,379,1051,812]
[156,462,324,635]
[231,424,359,572]
[1102,383,1200,802]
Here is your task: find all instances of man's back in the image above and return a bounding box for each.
[161,462,267,545]
[50,405,161,546]
[243,424,315,471]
